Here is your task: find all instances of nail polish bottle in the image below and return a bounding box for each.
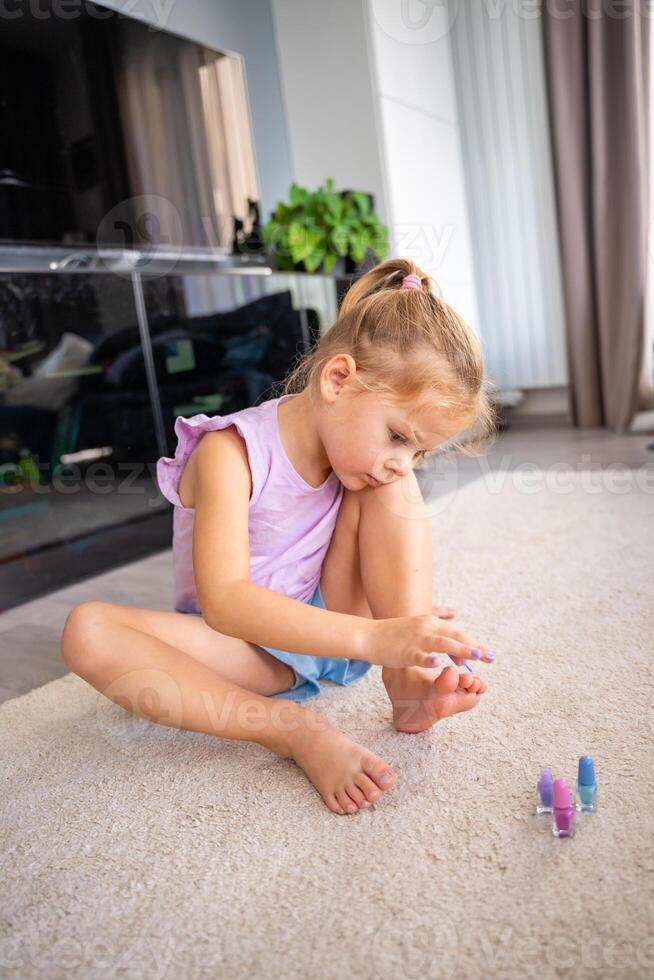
[551,778,576,838]
[576,755,597,812]
[536,767,554,814]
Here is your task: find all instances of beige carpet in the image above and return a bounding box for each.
[1,467,653,979]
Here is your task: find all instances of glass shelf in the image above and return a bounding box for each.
[0,256,344,608]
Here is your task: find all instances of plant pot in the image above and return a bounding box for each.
[283,257,346,277]
[265,255,344,277]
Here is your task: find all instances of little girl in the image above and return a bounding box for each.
[61,257,497,816]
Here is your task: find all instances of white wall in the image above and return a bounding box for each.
[364,0,480,333]
[271,0,568,395]
[270,0,389,223]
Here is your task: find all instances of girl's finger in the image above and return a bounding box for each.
[436,625,491,660]
[427,618,482,651]
[428,616,465,641]
[431,638,494,663]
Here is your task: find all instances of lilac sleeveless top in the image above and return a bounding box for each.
[155,393,344,615]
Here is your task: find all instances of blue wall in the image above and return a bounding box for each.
[92,0,293,225]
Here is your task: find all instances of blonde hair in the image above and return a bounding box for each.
[277,257,499,458]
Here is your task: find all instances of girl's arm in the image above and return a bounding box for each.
[192,426,370,662]
[206,580,370,662]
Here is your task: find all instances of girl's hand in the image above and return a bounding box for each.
[361,613,492,670]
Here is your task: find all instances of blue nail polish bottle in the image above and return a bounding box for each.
[536,767,554,814]
[576,755,597,812]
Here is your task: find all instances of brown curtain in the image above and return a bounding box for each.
[542,0,650,430]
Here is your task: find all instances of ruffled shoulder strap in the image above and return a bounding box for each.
[156,407,267,510]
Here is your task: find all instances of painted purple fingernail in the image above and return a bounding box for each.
[486,651,495,661]
[471,649,481,659]
[428,655,438,666]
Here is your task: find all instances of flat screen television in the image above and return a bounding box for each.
[0,1,261,252]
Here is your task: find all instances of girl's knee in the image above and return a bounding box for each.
[60,601,113,668]
[64,600,114,633]
[359,470,429,523]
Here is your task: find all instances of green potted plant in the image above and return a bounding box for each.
[262,177,389,275]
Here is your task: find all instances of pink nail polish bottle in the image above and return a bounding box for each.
[551,777,576,838]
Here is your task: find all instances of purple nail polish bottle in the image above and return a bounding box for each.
[551,778,576,838]
[536,767,554,814]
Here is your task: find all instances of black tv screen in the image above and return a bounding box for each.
[0,1,260,251]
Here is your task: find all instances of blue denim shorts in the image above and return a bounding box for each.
[263,581,373,702]
[183,582,373,702]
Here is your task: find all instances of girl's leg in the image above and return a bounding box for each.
[60,601,396,814]
[62,601,299,697]
[359,476,488,730]
[356,472,436,617]
[320,477,488,733]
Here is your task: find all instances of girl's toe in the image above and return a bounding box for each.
[345,784,367,809]
[354,773,381,803]
[363,759,396,792]
[326,794,345,815]
[336,789,357,814]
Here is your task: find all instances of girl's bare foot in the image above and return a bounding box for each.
[382,664,488,734]
[286,714,397,815]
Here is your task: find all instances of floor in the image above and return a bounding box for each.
[0,419,652,705]
[2,435,652,979]
[0,509,172,612]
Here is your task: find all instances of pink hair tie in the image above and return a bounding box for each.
[401,273,423,291]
